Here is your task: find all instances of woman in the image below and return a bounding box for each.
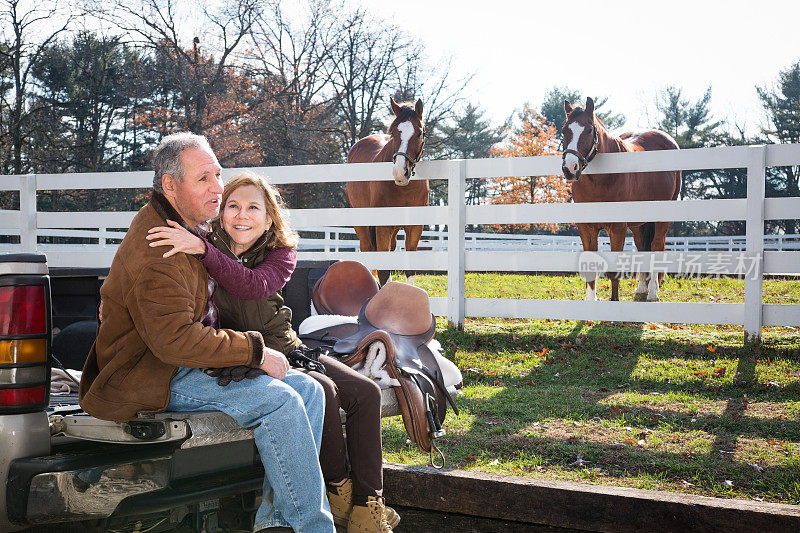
[147,172,398,533]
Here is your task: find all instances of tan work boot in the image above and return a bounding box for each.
[347,496,392,532]
[383,505,400,529]
[327,479,354,526]
[328,479,400,529]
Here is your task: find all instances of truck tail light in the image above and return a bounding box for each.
[0,386,46,406]
[0,285,46,335]
[0,338,47,363]
[0,279,51,414]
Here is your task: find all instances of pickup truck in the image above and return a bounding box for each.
[0,253,405,532]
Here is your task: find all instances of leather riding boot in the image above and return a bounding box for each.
[347,496,392,533]
[328,479,400,529]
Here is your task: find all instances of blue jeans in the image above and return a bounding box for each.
[169,367,334,532]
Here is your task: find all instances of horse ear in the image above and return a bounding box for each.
[564,100,573,115]
[585,97,595,115]
[390,97,401,116]
[415,98,423,119]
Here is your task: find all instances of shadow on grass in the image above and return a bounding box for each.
[425,320,800,503]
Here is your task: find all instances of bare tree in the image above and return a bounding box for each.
[0,0,74,174]
[246,0,341,165]
[95,0,264,134]
[324,5,470,157]
[326,7,413,152]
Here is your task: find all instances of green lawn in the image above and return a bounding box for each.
[380,273,800,504]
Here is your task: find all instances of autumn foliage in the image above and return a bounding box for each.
[488,104,571,232]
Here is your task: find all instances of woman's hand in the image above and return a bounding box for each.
[259,346,289,380]
[146,220,207,258]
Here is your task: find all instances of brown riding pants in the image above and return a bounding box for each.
[305,354,383,502]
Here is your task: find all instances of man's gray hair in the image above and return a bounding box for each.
[151,132,214,193]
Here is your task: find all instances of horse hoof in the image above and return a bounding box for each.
[633,292,647,302]
[647,296,660,302]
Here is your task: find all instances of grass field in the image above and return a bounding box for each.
[380,273,800,504]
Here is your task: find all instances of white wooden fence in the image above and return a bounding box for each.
[1,143,799,340]
[294,227,800,253]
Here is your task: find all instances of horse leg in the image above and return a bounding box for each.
[353,226,375,252]
[631,226,650,301]
[353,226,379,280]
[402,224,424,286]
[375,226,398,286]
[577,224,599,301]
[607,223,627,302]
[647,222,670,302]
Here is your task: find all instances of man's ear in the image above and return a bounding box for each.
[161,174,176,199]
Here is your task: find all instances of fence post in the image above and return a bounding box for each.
[447,160,466,329]
[744,145,766,343]
[19,174,37,253]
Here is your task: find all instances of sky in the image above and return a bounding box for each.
[362,0,800,135]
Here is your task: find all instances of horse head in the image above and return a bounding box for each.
[562,97,599,181]
[389,97,425,186]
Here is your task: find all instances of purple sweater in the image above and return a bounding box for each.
[199,239,297,301]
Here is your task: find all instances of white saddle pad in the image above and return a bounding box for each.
[298,315,463,391]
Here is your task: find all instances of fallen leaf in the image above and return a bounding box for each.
[723,480,734,488]
[682,480,695,487]
[712,366,726,377]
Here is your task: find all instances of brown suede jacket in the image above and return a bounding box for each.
[79,194,265,422]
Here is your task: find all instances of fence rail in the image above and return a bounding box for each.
[2,144,799,340]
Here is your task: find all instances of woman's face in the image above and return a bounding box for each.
[221,184,272,254]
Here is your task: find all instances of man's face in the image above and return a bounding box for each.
[164,147,224,227]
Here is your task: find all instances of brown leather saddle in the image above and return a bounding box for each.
[311,260,379,316]
[302,264,457,464]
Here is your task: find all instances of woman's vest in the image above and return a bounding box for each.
[207,222,302,355]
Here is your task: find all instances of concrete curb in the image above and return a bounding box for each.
[383,463,800,532]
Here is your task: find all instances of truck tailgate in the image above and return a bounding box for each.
[48,388,403,446]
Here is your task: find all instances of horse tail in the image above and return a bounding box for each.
[639,222,656,252]
[368,226,377,251]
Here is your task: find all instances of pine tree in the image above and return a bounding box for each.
[757,61,800,234]
[434,104,503,205]
[541,86,625,134]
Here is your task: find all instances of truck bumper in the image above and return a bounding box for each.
[6,440,261,526]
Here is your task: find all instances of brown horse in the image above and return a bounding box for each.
[562,97,681,302]
[347,98,427,286]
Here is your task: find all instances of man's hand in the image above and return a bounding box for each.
[259,346,289,380]
[146,220,207,258]
[203,365,267,386]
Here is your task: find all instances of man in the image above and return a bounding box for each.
[79,132,334,533]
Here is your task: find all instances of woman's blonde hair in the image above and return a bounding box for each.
[219,171,298,250]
